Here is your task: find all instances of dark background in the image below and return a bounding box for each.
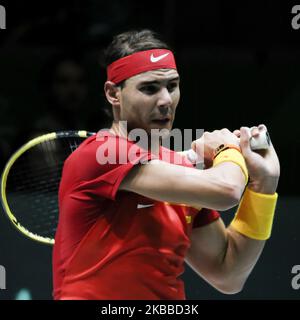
[0,0,299,299]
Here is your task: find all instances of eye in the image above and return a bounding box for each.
[140,85,159,95]
[167,82,178,92]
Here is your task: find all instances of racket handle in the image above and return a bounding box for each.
[248,128,271,150]
[186,130,271,164]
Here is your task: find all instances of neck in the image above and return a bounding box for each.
[109,121,161,155]
[109,121,128,138]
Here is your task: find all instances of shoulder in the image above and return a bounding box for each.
[64,130,152,179]
[67,130,134,162]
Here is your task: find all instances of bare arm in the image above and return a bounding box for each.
[119,160,245,211]
[120,127,247,210]
[186,126,280,294]
[186,218,265,294]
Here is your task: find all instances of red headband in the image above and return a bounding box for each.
[107,49,177,84]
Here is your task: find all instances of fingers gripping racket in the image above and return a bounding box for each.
[1,130,95,245]
[186,128,271,163]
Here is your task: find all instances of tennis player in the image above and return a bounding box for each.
[52,29,280,299]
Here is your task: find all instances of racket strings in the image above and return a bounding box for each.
[5,136,85,238]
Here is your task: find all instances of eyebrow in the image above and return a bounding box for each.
[138,76,180,86]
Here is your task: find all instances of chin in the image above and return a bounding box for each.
[150,120,172,129]
[149,125,172,140]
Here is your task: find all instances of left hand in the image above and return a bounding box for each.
[233,125,280,194]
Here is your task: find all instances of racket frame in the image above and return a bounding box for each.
[1,130,93,245]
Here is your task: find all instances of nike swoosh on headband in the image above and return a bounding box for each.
[150,52,170,63]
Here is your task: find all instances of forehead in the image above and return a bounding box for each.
[126,69,179,85]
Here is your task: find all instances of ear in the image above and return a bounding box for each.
[104,81,121,107]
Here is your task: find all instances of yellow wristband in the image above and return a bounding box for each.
[213,148,249,184]
[230,188,278,240]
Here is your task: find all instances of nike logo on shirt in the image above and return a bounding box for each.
[137,204,155,209]
[150,53,170,63]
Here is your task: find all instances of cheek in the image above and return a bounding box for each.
[127,94,152,116]
[173,89,180,104]
[119,93,134,117]
[130,104,149,123]
[121,97,143,123]
[120,88,156,124]
[169,92,180,113]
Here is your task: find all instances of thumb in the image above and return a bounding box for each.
[239,127,252,157]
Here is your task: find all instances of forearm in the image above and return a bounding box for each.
[120,159,244,211]
[192,162,246,210]
[219,186,278,293]
[187,127,280,294]
[182,148,247,210]
[218,226,265,293]
[207,162,245,192]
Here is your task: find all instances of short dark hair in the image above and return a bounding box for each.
[102,29,171,70]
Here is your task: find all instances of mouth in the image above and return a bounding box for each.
[151,118,171,126]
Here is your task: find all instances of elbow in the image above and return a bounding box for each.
[207,263,249,295]
[214,281,245,295]
[211,274,246,295]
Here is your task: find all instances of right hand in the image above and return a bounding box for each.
[191,128,240,168]
[233,125,280,194]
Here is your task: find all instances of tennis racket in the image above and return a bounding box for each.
[1,128,270,245]
[1,130,95,245]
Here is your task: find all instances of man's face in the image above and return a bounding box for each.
[116,69,180,134]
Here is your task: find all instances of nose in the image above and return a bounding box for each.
[157,87,172,109]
